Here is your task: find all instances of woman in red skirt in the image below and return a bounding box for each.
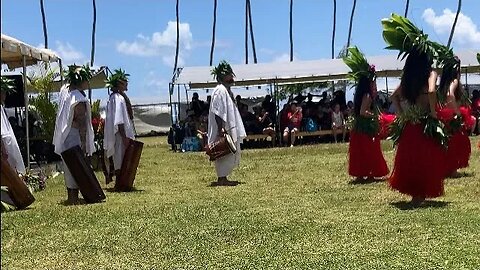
[437,56,472,177]
[388,50,448,205]
[344,47,389,182]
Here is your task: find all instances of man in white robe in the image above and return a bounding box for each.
[104,71,135,186]
[208,61,246,185]
[53,66,95,204]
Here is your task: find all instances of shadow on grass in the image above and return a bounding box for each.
[105,187,146,193]
[208,181,243,187]
[390,200,450,210]
[348,178,385,185]
[446,171,475,179]
[58,199,87,206]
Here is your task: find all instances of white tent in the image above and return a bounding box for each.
[174,50,480,89]
[1,34,62,169]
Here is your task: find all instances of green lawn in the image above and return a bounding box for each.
[2,137,480,269]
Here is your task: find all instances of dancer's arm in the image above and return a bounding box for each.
[427,71,439,118]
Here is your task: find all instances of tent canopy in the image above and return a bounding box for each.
[174,50,480,89]
[1,34,60,69]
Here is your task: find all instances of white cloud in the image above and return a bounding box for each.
[53,41,86,64]
[422,8,480,47]
[272,53,298,63]
[116,21,193,68]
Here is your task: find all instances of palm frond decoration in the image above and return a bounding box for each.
[105,68,130,89]
[1,76,16,94]
[381,13,442,63]
[211,60,235,81]
[343,46,376,83]
[64,64,93,85]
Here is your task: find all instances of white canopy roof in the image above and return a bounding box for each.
[1,34,60,69]
[174,50,480,89]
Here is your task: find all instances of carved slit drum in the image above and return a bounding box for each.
[61,146,106,203]
[0,159,35,209]
[116,139,144,192]
[205,133,237,161]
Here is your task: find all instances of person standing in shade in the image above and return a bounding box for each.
[208,61,246,186]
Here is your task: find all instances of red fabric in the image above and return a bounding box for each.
[379,113,396,140]
[287,111,302,129]
[389,123,447,198]
[446,131,471,174]
[348,131,389,177]
[459,106,475,131]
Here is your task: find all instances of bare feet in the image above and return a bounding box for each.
[410,196,425,207]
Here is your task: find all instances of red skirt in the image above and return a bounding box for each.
[389,123,447,198]
[446,131,471,174]
[349,131,389,177]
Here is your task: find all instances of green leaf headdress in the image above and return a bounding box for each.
[1,76,16,94]
[64,64,93,85]
[343,46,376,84]
[382,13,442,63]
[105,68,130,88]
[210,60,235,82]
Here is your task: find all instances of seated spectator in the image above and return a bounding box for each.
[240,104,260,134]
[261,94,276,117]
[186,93,204,117]
[197,122,208,150]
[331,103,346,143]
[345,101,354,118]
[305,93,316,111]
[236,95,247,109]
[279,103,291,133]
[283,101,302,147]
[258,108,275,138]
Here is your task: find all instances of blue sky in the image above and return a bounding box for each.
[1,0,479,104]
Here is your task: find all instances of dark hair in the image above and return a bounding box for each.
[353,76,371,116]
[438,57,461,101]
[400,51,433,104]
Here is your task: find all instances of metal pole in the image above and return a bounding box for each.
[22,56,30,169]
[385,72,389,96]
[177,84,181,122]
[169,83,174,125]
[59,59,64,85]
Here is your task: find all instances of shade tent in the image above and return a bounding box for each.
[174,50,480,89]
[1,34,60,69]
[1,34,62,169]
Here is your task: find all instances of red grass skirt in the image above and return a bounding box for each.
[348,131,389,177]
[389,123,447,198]
[446,131,471,174]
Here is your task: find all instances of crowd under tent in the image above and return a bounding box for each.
[170,50,479,123]
[1,34,62,169]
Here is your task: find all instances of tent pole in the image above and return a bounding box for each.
[22,55,30,169]
[177,84,181,122]
[59,59,64,85]
[385,72,388,96]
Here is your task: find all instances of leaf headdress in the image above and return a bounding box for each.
[210,60,235,82]
[64,64,93,85]
[105,68,130,88]
[343,46,376,84]
[382,13,442,63]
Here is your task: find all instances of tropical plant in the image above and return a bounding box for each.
[209,0,217,66]
[346,0,357,50]
[91,0,97,66]
[404,0,410,18]
[331,0,337,59]
[27,64,60,142]
[39,0,48,48]
[289,0,294,62]
[447,0,462,48]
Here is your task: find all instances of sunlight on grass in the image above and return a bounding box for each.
[2,136,480,269]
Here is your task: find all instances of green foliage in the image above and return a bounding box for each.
[1,76,16,94]
[64,64,93,85]
[27,64,60,142]
[1,137,480,269]
[210,60,235,81]
[351,115,379,136]
[105,68,130,88]
[91,99,101,119]
[382,13,442,62]
[343,46,376,83]
[277,82,329,101]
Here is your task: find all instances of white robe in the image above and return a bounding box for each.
[104,93,135,170]
[1,105,25,174]
[208,84,246,177]
[52,88,95,189]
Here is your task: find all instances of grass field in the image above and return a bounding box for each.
[1,137,480,269]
